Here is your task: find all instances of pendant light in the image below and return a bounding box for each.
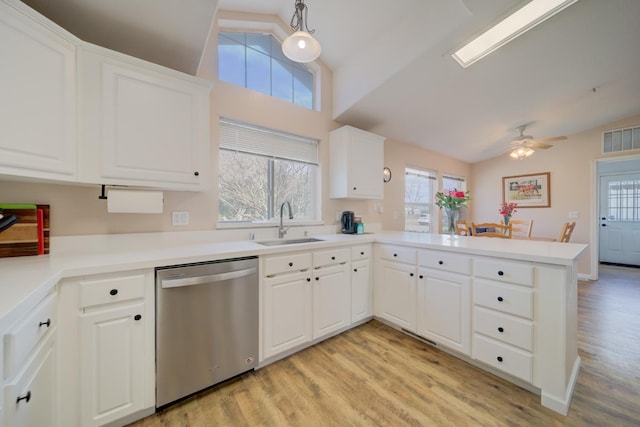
[282,0,321,63]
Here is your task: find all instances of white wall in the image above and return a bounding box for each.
[379,139,471,231]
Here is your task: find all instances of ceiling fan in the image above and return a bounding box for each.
[508,125,567,159]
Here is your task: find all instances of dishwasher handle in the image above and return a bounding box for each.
[160,267,257,289]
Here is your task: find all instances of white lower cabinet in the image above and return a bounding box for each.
[417,269,471,355]
[3,288,58,427]
[350,245,372,324]
[57,270,154,427]
[313,263,350,339]
[262,246,358,361]
[375,261,417,332]
[263,271,313,359]
[374,245,417,332]
[471,258,535,384]
[416,249,471,355]
[3,333,56,427]
[80,302,146,426]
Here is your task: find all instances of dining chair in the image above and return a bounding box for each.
[501,219,533,238]
[456,220,471,236]
[471,222,512,238]
[558,222,576,243]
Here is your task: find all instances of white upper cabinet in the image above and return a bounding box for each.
[78,44,212,191]
[329,126,385,199]
[0,0,212,191]
[0,0,77,181]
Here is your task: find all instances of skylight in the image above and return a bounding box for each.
[452,0,580,68]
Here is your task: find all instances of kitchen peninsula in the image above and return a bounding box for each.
[0,231,586,426]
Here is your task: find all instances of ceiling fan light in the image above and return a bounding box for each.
[282,31,321,63]
[510,147,535,159]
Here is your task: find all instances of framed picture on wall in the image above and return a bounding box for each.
[502,172,550,208]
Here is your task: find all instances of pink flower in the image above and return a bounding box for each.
[499,202,517,217]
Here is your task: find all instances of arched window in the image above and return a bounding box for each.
[218,31,315,109]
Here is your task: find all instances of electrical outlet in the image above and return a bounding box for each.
[568,211,579,219]
[172,211,189,226]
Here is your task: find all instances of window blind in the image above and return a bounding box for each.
[219,118,319,165]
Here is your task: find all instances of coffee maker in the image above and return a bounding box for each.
[341,211,356,234]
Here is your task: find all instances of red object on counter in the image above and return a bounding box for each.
[37,208,44,255]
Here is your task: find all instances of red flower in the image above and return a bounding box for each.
[499,202,518,217]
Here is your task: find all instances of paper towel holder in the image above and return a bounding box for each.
[98,185,108,200]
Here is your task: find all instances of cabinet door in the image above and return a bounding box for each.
[329,126,384,199]
[351,259,371,323]
[313,264,350,339]
[4,334,56,427]
[348,131,383,199]
[375,261,417,331]
[417,269,471,355]
[0,2,76,181]
[80,303,145,427]
[263,273,312,359]
[78,46,210,191]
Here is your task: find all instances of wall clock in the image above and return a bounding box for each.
[383,167,392,182]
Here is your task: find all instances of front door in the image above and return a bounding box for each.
[599,173,640,266]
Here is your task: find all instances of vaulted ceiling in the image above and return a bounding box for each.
[21,0,640,163]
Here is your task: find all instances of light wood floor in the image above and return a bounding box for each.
[129,265,640,426]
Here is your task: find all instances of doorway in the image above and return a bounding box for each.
[597,159,640,267]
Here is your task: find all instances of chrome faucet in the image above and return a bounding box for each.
[278,201,293,238]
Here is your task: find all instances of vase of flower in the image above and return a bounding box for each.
[435,189,471,236]
[499,202,517,235]
[444,207,459,236]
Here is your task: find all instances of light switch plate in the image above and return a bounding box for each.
[172,211,189,226]
[568,211,579,219]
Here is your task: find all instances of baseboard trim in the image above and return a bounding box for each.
[541,356,581,416]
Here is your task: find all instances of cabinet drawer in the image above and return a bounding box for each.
[313,248,350,268]
[263,252,312,277]
[80,272,146,308]
[473,307,533,351]
[474,258,533,287]
[351,245,371,261]
[3,332,55,427]
[3,291,57,379]
[474,279,533,319]
[473,334,532,383]
[418,250,471,275]
[377,245,416,265]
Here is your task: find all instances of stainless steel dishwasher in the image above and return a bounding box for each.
[155,256,258,408]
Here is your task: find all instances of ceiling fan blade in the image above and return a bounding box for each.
[528,142,552,149]
[531,136,567,144]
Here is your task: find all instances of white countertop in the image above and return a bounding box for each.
[0,230,586,329]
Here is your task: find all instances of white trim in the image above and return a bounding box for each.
[540,356,581,416]
[591,152,640,279]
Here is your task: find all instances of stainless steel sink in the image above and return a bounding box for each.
[257,237,324,246]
